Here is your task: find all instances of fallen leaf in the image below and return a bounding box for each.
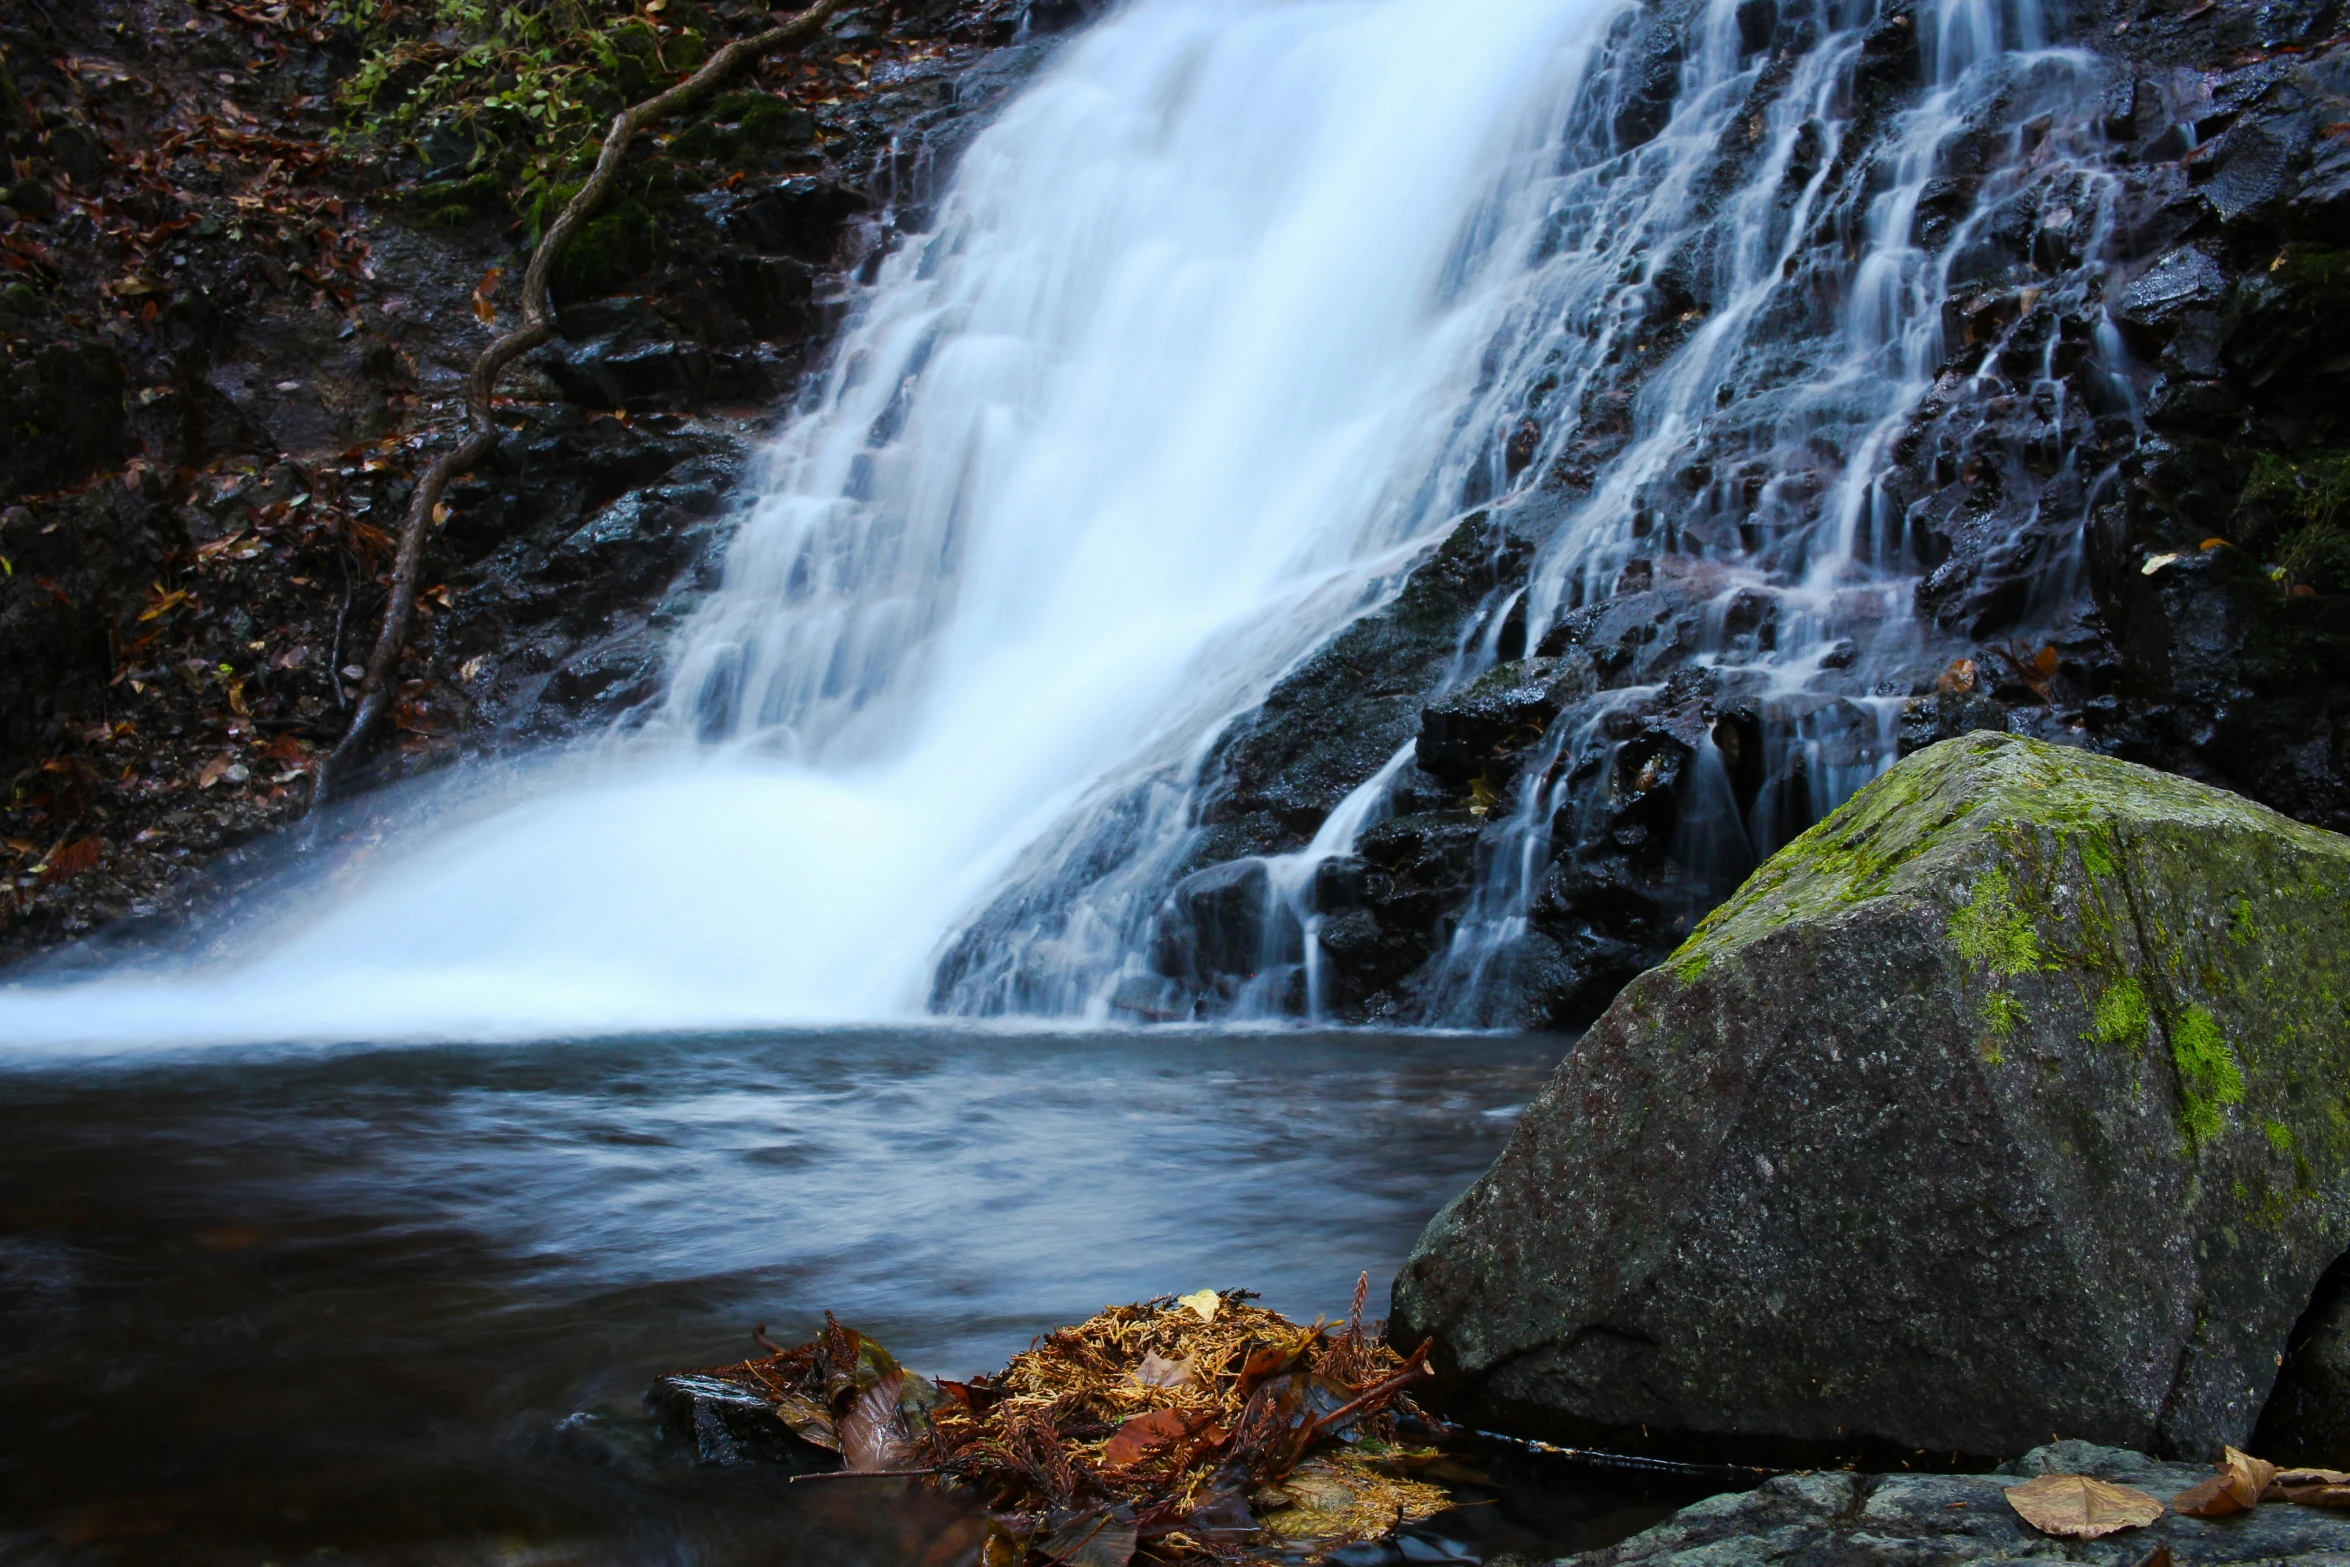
[1239,1340,1299,1382]
[470,264,504,325]
[2273,1467,2350,1507]
[2005,1473,2164,1538]
[1103,1407,1197,1469]
[40,835,102,884]
[1130,1350,1194,1390]
[1936,656,1977,695]
[2172,1474,2247,1518]
[139,583,191,621]
[770,1388,838,1451]
[197,754,233,789]
[2142,551,2185,576]
[1036,1505,1137,1567]
[1177,1289,1221,1322]
[2222,1446,2278,1508]
[840,1369,917,1471]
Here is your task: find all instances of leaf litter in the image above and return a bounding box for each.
[689,1276,1450,1564]
[2006,1444,2350,1543]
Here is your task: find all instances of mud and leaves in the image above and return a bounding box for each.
[688,1279,1449,1564]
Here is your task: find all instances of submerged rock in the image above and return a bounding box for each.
[1555,1442,2350,1565]
[1394,732,2350,1464]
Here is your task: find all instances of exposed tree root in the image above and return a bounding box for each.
[317,0,847,804]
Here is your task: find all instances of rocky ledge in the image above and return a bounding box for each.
[1549,1442,2350,1566]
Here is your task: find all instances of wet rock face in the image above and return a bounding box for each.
[2076,34,2350,839]
[1562,1443,2350,1565]
[2256,1255,2350,1471]
[1393,734,2350,1464]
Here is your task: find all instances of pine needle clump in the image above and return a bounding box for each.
[696,1281,1450,1565]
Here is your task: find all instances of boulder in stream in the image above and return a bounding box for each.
[1393,732,2350,1463]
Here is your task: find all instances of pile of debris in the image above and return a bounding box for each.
[665,1282,1454,1564]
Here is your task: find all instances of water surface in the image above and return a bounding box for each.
[0,1028,1695,1565]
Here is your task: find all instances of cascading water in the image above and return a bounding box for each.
[0,0,1631,1050]
[1395,0,2139,1025]
[935,0,2146,1028]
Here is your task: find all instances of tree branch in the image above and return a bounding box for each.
[316,0,848,804]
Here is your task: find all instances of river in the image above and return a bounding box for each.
[0,1028,1708,1564]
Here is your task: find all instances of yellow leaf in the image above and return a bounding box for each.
[1176,1289,1221,1323]
[2004,1473,2163,1538]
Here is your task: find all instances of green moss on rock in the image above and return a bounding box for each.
[2093,975,2151,1053]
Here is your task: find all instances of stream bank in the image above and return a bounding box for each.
[0,0,1048,965]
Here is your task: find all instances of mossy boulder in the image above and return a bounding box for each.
[1392,731,2350,1463]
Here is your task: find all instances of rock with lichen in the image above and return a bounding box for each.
[1392,731,2350,1465]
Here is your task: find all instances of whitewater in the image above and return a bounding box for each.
[0,0,1622,1049]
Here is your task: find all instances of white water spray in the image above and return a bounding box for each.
[0,0,1621,1050]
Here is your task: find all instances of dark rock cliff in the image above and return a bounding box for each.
[0,0,1033,963]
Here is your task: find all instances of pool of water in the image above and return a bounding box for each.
[0,1028,1707,1565]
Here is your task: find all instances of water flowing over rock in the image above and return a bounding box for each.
[1391,732,2350,1464]
[1051,0,2350,1032]
[7,0,2350,1043]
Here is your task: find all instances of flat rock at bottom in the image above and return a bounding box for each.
[1552,1442,2350,1565]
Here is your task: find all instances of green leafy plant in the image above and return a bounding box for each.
[328,0,709,225]
[2239,449,2350,595]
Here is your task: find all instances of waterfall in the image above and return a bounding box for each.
[927,0,2136,1027]
[0,0,1626,1049]
[1404,0,2126,1026]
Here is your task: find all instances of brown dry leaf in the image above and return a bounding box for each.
[1101,1407,1195,1469]
[840,1369,916,1471]
[2274,1468,2350,1507]
[770,1388,838,1451]
[2178,1446,2279,1516]
[1937,656,1977,695]
[139,583,191,621]
[1129,1350,1193,1390]
[2004,1473,2164,1538]
[1036,1506,1136,1567]
[2172,1474,2247,1518]
[2222,1446,2278,1507]
[470,265,504,325]
[40,835,101,884]
[197,754,232,789]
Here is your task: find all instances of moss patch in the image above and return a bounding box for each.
[2091,976,2150,1054]
[2169,1004,2245,1145]
[1950,866,2042,977]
